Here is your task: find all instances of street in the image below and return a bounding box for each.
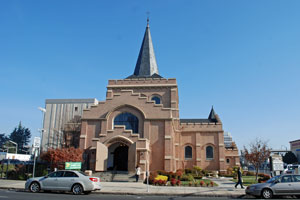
[0,189,250,200]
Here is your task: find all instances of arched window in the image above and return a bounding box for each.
[206,146,213,159]
[114,112,139,133]
[151,96,161,104]
[185,146,192,159]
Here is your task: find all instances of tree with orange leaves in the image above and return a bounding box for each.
[243,138,271,181]
[40,147,83,170]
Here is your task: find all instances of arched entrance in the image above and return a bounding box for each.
[107,142,129,171]
[113,145,128,171]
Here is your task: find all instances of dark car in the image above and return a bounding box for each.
[246,174,300,199]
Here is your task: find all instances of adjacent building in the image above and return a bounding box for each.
[290,139,300,163]
[41,99,98,151]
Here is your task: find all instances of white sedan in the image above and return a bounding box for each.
[25,170,101,195]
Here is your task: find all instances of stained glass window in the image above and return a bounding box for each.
[114,112,139,133]
[185,146,192,159]
[151,96,161,104]
[206,146,213,159]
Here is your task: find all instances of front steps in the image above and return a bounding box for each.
[93,171,140,182]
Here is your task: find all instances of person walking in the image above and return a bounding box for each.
[235,167,244,189]
[135,165,141,182]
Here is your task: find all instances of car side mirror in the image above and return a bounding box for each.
[274,180,279,184]
[44,175,48,178]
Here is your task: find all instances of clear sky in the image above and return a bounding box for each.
[0,0,299,151]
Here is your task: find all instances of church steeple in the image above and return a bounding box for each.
[127,19,162,79]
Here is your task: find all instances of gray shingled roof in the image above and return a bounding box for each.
[208,106,218,122]
[126,22,161,79]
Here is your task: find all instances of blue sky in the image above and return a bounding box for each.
[0,0,299,151]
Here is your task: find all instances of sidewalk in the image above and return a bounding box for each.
[0,177,246,197]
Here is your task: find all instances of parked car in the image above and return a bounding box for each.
[246,174,300,199]
[25,170,101,195]
[284,164,300,174]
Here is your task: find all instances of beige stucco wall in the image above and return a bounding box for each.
[79,78,239,174]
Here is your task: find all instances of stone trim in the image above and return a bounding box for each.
[107,84,178,88]
[165,135,172,139]
[164,156,172,159]
[80,135,87,138]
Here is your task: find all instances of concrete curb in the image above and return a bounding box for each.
[98,191,246,198]
[0,186,247,198]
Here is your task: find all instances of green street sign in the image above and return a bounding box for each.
[65,162,81,170]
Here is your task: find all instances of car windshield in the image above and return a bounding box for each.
[267,175,280,183]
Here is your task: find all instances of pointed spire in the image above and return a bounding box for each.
[127,19,161,79]
[208,106,217,122]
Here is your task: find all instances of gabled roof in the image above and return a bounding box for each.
[126,20,161,79]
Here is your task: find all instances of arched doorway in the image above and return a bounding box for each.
[107,142,129,171]
[113,145,128,171]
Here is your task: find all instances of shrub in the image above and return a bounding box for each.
[176,180,181,186]
[180,174,194,181]
[258,173,271,183]
[171,178,176,186]
[245,171,255,176]
[210,181,214,187]
[227,167,233,175]
[157,170,168,176]
[175,169,183,179]
[193,175,203,179]
[157,179,167,186]
[200,180,205,187]
[193,166,202,176]
[155,175,168,181]
[206,182,210,187]
[189,181,193,186]
[147,171,158,184]
[185,168,192,174]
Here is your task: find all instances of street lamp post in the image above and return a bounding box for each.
[38,107,46,152]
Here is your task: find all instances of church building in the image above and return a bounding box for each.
[79,21,240,177]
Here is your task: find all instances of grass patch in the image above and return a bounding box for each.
[179,179,218,187]
[231,176,258,186]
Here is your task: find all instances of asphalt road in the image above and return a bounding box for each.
[0,189,249,200]
[1,189,298,199]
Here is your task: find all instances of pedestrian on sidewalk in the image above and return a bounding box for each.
[235,167,244,189]
[135,165,141,182]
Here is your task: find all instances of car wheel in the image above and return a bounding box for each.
[29,182,40,193]
[261,188,273,199]
[83,191,92,195]
[72,184,83,195]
